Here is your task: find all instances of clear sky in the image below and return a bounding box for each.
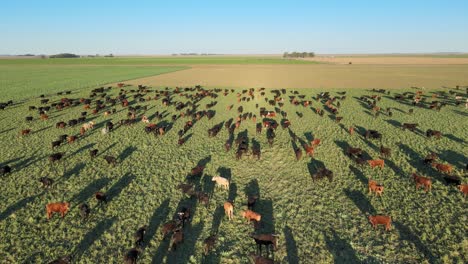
[1,0,468,55]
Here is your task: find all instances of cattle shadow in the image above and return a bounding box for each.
[452,109,468,117]
[32,125,52,135]
[211,205,225,234]
[202,174,215,197]
[118,146,137,162]
[438,150,467,170]
[385,119,401,129]
[196,156,212,168]
[157,120,173,134]
[14,154,43,172]
[284,226,299,264]
[324,229,361,264]
[334,140,351,157]
[142,199,170,250]
[349,165,367,184]
[445,134,466,144]
[0,194,40,221]
[62,162,86,182]
[0,127,15,135]
[106,173,135,203]
[385,159,408,179]
[180,133,193,145]
[307,159,327,176]
[95,142,117,158]
[70,143,96,158]
[344,189,376,215]
[165,222,204,264]
[244,179,260,198]
[228,183,238,203]
[304,132,314,142]
[1,156,24,167]
[70,178,111,208]
[394,221,436,263]
[71,217,116,260]
[217,167,232,181]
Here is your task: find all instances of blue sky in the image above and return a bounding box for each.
[1,0,468,54]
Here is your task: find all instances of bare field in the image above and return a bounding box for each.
[308,56,468,64]
[122,64,468,89]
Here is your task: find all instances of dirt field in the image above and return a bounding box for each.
[123,64,468,89]
[308,56,468,65]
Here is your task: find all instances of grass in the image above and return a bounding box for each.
[0,85,467,263]
[0,65,187,100]
[0,57,322,66]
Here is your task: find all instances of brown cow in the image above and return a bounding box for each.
[20,129,31,136]
[241,210,261,222]
[40,114,49,120]
[431,162,453,174]
[368,215,391,231]
[412,173,432,192]
[67,135,77,143]
[46,202,70,220]
[224,201,234,221]
[458,184,468,198]
[304,144,314,157]
[368,159,384,169]
[311,139,321,147]
[368,179,384,196]
[349,126,354,135]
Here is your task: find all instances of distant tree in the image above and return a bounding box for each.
[282,51,315,58]
[283,52,289,58]
[49,53,79,58]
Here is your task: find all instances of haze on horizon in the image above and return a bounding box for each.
[1,0,468,55]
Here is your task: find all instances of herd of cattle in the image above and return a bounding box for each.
[1,84,467,263]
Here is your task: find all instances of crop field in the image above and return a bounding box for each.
[0,80,467,263]
[0,64,187,100]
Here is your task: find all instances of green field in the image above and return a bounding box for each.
[0,83,467,263]
[0,65,187,100]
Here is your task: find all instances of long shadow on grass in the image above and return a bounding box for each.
[62,162,86,182]
[105,173,135,203]
[118,146,137,163]
[324,229,361,264]
[0,127,15,134]
[211,205,224,234]
[284,226,299,264]
[70,178,111,208]
[438,149,467,169]
[344,189,375,215]
[163,222,204,264]
[257,199,275,235]
[244,179,260,199]
[0,194,40,221]
[95,142,117,158]
[445,134,466,144]
[349,165,367,185]
[394,221,436,263]
[70,143,96,158]
[71,217,116,261]
[142,199,170,250]
[32,125,53,135]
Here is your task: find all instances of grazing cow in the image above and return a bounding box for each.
[224,201,234,220]
[241,210,261,222]
[252,147,261,160]
[295,148,302,160]
[82,121,95,131]
[141,115,149,124]
[379,145,391,158]
[368,215,392,231]
[458,184,468,198]
[250,234,278,254]
[25,116,33,121]
[250,254,275,264]
[256,123,262,134]
[311,167,333,182]
[247,195,258,210]
[368,159,385,169]
[304,144,314,157]
[443,175,461,186]
[39,177,54,188]
[423,152,438,164]
[134,225,147,247]
[104,156,117,166]
[349,126,355,135]
[90,149,98,158]
[412,173,432,192]
[191,165,205,176]
[311,139,321,147]
[346,147,362,157]
[212,176,229,190]
[51,140,61,148]
[426,129,442,139]
[101,127,109,135]
[79,203,90,220]
[20,129,31,136]
[56,122,66,129]
[368,179,383,196]
[161,220,179,238]
[335,116,343,123]
[1,165,12,175]
[170,229,184,251]
[431,162,453,174]
[402,123,418,131]
[365,129,382,140]
[46,202,70,219]
[49,153,64,163]
[123,248,140,264]
[67,135,77,143]
[203,234,217,255]
[95,191,108,205]
[49,255,72,264]
[177,183,194,196]
[176,207,191,227]
[40,114,49,120]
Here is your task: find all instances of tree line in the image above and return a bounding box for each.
[283,52,315,58]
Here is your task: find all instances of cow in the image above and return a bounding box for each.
[295,148,302,160]
[224,201,234,221]
[423,152,438,164]
[49,255,72,264]
[346,147,362,157]
[25,116,33,121]
[89,149,98,158]
[49,153,64,163]
[443,175,461,186]
[431,162,453,174]
[412,173,432,192]
[1,165,12,175]
[56,122,66,129]
[304,144,314,157]
[20,129,31,136]
[379,145,391,158]
[241,210,261,222]
[95,191,108,205]
[311,139,321,147]
[123,248,140,264]
[212,176,229,190]
[368,179,384,196]
[203,234,217,255]
[191,165,205,176]
[402,123,418,131]
[170,229,184,251]
[368,159,385,169]
[368,215,391,231]
[250,234,278,255]
[134,225,147,247]
[247,195,258,210]
[311,167,333,182]
[458,184,468,198]
[67,135,77,144]
[426,129,442,139]
[39,177,54,188]
[46,202,70,220]
[349,126,355,135]
[104,156,117,166]
[161,220,180,238]
[79,203,90,221]
[176,207,191,227]
[82,121,95,131]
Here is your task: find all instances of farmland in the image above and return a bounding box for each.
[0,65,467,264]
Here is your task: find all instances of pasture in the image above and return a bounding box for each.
[0,79,467,263]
